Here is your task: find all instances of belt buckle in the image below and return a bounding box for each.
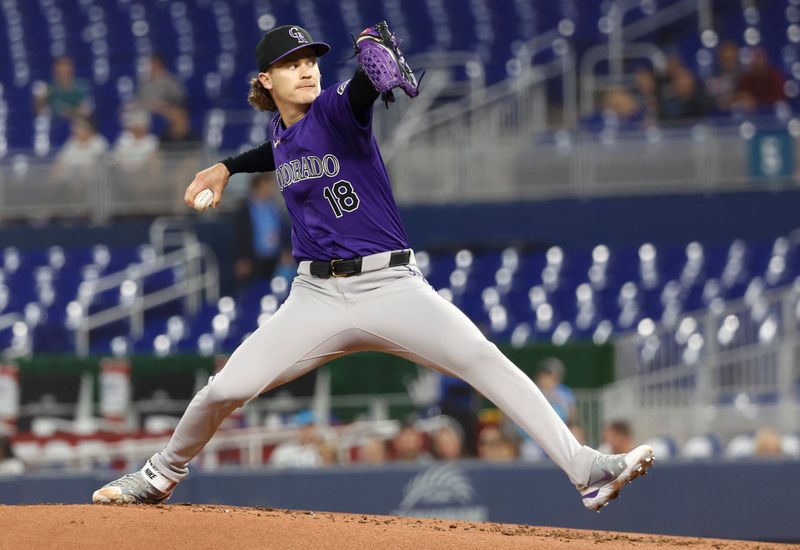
[330,258,349,278]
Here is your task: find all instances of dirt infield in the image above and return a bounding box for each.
[0,505,791,550]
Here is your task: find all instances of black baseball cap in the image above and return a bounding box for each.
[256,25,330,72]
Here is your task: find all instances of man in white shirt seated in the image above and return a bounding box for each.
[269,411,324,468]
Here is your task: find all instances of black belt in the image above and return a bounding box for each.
[309,250,412,278]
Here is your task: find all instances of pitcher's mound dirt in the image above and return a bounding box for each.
[0,505,791,550]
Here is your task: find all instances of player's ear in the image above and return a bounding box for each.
[258,72,272,91]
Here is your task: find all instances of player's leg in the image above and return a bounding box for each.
[348,268,590,479]
[349,266,652,510]
[93,276,355,504]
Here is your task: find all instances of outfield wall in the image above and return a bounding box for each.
[1,460,796,543]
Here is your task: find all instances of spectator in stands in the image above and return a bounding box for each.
[0,435,25,476]
[391,423,431,462]
[233,174,288,287]
[135,54,187,118]
[477,425,517,462]
[600,86,644,128]
[50,117,108,184]
[754,426,783,458]
[159,106,200,153]
[270,412,323,468]
[112,110,160,173]
[657,55,710,121]
[734,47,785,113]
[633,65,659,125]
[159,105,202,210]
[512,359,578,461]
[705,40,741,114]
[601,420,635,455]
[431,423,464,461]
[358,437,388,465]
[533,357,576,425]
[317,439,338,465]
[273,248,298,281]
[437,375,480,456]
[34,56,91,121]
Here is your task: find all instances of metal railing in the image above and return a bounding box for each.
[605,282,800,445]
[390,120,796,203]
[17,420,403,472]
[17,389,606,471]
[579,42,667,116]
[606,0,707,81]
[0,148,251,224]
[6,118,800,213]
[3,121,790,215]
[372,50,489,147]
[573,389,603,448]
[74,222,219,356]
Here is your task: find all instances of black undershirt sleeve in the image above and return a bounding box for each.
[348,67,380,126]
[220,140,275,175]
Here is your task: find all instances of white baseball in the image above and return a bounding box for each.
[193,188,214,212]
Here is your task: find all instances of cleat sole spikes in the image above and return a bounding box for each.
[581,445,655,513]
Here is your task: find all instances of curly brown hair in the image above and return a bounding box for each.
[248,77,277,112]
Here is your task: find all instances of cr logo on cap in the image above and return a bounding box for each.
[288,27,308,44]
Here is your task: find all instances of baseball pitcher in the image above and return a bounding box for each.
[93,22,653,513]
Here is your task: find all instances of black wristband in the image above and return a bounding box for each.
[220,157,237,176]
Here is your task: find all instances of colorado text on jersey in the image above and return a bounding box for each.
[274,154,341,191]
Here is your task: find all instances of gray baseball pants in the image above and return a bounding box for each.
[152,251,597,486]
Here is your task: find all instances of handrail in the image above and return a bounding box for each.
[381,69,464,161]
[77,245,201,299]
[408,50,487,91]
[579,42,667,116]
[25,419,402,469]
[385,31,566,142]
[383,58,564,148]
[385,0,705,149]
[603,270,800,443]
[79,257,211,332]
[75,241,219,357]
[149,216,200,256]
[614,277,797,381]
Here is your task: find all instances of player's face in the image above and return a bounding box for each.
[261,49,321,109]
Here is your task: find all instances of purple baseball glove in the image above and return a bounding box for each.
[354,21,421,107]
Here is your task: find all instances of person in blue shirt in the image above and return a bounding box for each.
[233,173,289,286]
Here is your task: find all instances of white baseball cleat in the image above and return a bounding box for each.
[92,459,177,504]
[578,444,655,512]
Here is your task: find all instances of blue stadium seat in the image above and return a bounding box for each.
[0,234,794,353]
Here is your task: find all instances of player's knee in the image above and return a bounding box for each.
[203,381,255,408]
[458,339,503,374]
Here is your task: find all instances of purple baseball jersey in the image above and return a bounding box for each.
[270,79,410,261]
